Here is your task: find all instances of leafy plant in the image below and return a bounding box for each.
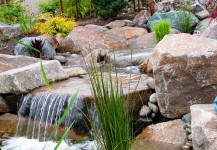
[63,0,87,18]
[0,0,24,24]
[153,19,171,43]
[36,16,77,37]
[179,0,193,12]
[175,11,193,33]
[205,0,217,12]
[19,15,37,35]
[92,0,127,19]
[37,0,60,15]
[30,38,45,58]
[86,57,133,150]
[209,7,217,19]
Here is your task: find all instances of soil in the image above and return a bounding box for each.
[0,12,138,55]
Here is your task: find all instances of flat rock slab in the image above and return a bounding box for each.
[0,60,69,94]
[135,119,187,150]
[29,73,152,119]
[0,54,39,73]
[191,104,217,150]
[152,33,217,118]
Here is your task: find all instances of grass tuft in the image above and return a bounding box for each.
[153,19,171,43]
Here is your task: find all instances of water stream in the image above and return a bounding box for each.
[2,93,97,150]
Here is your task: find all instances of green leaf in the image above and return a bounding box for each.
[54,122,74,150]
[40,60,51,90]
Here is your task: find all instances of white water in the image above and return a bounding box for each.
[1,137,97,150]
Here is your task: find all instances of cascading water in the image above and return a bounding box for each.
[16,93,93,142]
[1,93,98,150]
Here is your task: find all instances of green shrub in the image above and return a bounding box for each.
[175,11,193,33]
[63,0,87,18]
[36,16,77,37]
[0,0,24,24]
[19,15,36,35]
[92,0,127,19]
[37,0,60,15]
[153,19,171,43]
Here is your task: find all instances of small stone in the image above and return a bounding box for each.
[148,102,159,113]
[0,96,9,112]
[54,55,67,63]
[71,54,79,57]
[149,93,157,103]
[151,113,157,118]
[185,141,192,147]
[186,128,192,134]
[188,134,192,141]
[182,113,191,123]
[182,145,190,150]
[183,123,188,129]
[139,105,151,117]
[147,77,155,89]
[64,67,87,77]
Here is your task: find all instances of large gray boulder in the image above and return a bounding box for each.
[151,33,217,118]
[14,37,56,59]
[0,23,21,38]
[147,11,199,32]
[0,60,69,94]
[191,104,217,150]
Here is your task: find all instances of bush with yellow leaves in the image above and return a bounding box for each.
[36,16,77,37]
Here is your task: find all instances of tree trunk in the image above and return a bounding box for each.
[75,0,79,19]
[59,0,64,16]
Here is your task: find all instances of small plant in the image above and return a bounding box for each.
[179,0,193,12]
[36,16,77,37]
[19,15,37,35]
[0,0,24,24]
[86,56,134,150]
[37,0,60,15]
[153,19,171,42]
[30,38,45,58]
[175,11,193,33]
[92,0,127,19]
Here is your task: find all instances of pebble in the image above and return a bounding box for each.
[182,145,190,150]
[151,112,157,118]
[147,77,155,89]
[139,105,151,117]
[188,134,192,141]
[185,141,192,147]
[149,93,157,103]
[148,102,159,113]
[186,127,192,134]
[54,55,67,63]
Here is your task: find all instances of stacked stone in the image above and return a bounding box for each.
[182,113,193,150]
[138,77,160,121]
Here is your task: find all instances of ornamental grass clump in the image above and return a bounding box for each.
[86,56,134,150]
[153,19,171,43]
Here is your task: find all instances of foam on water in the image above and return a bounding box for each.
[1,137,97,150]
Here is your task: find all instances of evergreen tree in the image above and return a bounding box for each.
[92,0,127,19]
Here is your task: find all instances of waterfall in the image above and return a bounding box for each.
[15,93,92,142]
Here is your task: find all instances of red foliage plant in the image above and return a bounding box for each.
[205,0,217,19]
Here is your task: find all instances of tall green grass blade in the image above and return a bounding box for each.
[40,60,51,90]
[42,92,78,150]
[54,122,74,150]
